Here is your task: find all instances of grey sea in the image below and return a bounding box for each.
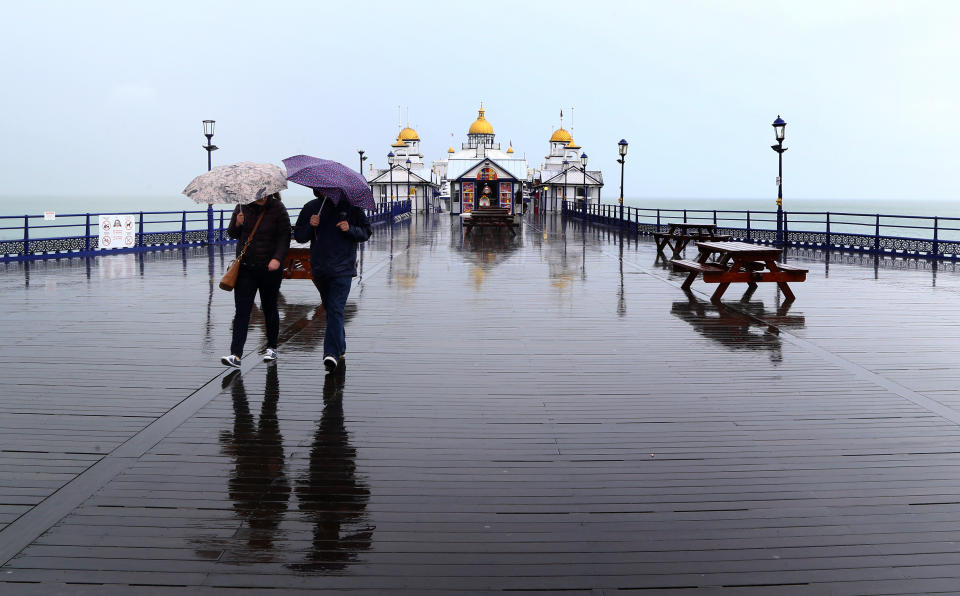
[2,195,959,241]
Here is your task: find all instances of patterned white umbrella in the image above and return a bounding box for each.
[182,162,288,205]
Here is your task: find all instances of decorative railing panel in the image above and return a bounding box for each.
[1,200,411,262]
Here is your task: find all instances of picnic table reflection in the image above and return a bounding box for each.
[671,290,805,363]
[245,296,358,352]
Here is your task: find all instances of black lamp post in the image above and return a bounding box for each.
[580,152,588,215]
[388,151,395,203]
[771,116,787,245]
[405,158,412,207]
[202,120,218,244]
[358,149,367,176]
[562,159,569,211]
[617,139,628,224]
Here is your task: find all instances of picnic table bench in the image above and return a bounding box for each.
[671,240,807,303]
[653,222,730,259]
[462,207,518,237]
[282,244,312,279]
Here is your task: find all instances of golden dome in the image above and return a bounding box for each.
[506,146,515,154]
[550,128,572,143]
[468,107,494,135]
[567,138,581,150]
[448,147,455,153]
[399,127,419,141]
[391,136,407,147]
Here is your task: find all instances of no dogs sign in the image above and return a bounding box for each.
[98,215,136,250]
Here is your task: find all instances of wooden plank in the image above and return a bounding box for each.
[3,214,960,592]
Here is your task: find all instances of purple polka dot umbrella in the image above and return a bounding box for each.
[282,155,375,210]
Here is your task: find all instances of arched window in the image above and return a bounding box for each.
[477,167,497,181]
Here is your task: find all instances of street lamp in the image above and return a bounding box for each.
[202,120,218,244]
[580,152,588,212]
[405,158,412,208]
[358,149,367,176]
[203,120,218,171]
[388,151,395,203]
[771,116,788,245]
[617,139,628,206]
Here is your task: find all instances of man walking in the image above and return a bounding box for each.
[294,189,372,373]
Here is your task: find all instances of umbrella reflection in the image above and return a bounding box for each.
[289,362,374,572]
[219,366,290,557]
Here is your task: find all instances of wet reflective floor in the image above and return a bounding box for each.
[4,214,960,594]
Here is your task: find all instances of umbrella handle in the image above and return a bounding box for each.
[313,196,328,242]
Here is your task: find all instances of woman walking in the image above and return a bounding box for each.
[221,192,291,368]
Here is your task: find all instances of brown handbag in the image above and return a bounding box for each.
[219,209,266,291]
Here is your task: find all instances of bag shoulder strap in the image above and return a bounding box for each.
[238,209,266,258]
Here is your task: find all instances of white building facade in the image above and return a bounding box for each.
[366,127,438,212]
[432,107,529,215]
[533,128,603,212]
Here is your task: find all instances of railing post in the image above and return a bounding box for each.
[219,210,225,241]
[746,211,751,241]
[181,211,187,246]
[874,214,880,253]
[933,216,940,258]
[783,211,789,246]
[776,208,783,246]
[656,209,661,231]
[138,211,144,247]
[683,209,688,223]
[713,210,717,226]
[825,212,831,248]
[206,204,214,245]
[23,215,29,257]
[84,213,91,252]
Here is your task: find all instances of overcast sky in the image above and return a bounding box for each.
[1,0,958,204]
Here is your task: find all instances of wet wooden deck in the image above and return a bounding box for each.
[3,213,960,594]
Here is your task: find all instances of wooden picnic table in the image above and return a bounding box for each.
[282,245,312,279]
[653,222,730,258]
[671,240,808,303]
[462,207,518,237]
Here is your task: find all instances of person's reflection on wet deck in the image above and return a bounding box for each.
[219,366,290,556]
[288,361,373,572]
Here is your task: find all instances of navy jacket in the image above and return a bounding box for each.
[293,198,372,278]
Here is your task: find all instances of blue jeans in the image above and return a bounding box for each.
[312,275,352,359]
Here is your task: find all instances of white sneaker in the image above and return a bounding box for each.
[220,354,241,368]
[323,355,338,374]
[263,348,278,362]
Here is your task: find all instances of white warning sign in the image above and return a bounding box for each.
[99,214,136,250]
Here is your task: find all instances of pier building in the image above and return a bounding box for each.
[433,106,529,215]
[534,126,604,213]
[367,126,438,212]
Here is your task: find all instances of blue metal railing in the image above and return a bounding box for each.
[562,201,960,260]
[0,200,412,262]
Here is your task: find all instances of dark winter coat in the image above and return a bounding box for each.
[293,197,372,278]
[227,198,291,268]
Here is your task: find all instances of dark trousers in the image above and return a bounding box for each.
[312,275,352,359]
[230,265,283,357]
